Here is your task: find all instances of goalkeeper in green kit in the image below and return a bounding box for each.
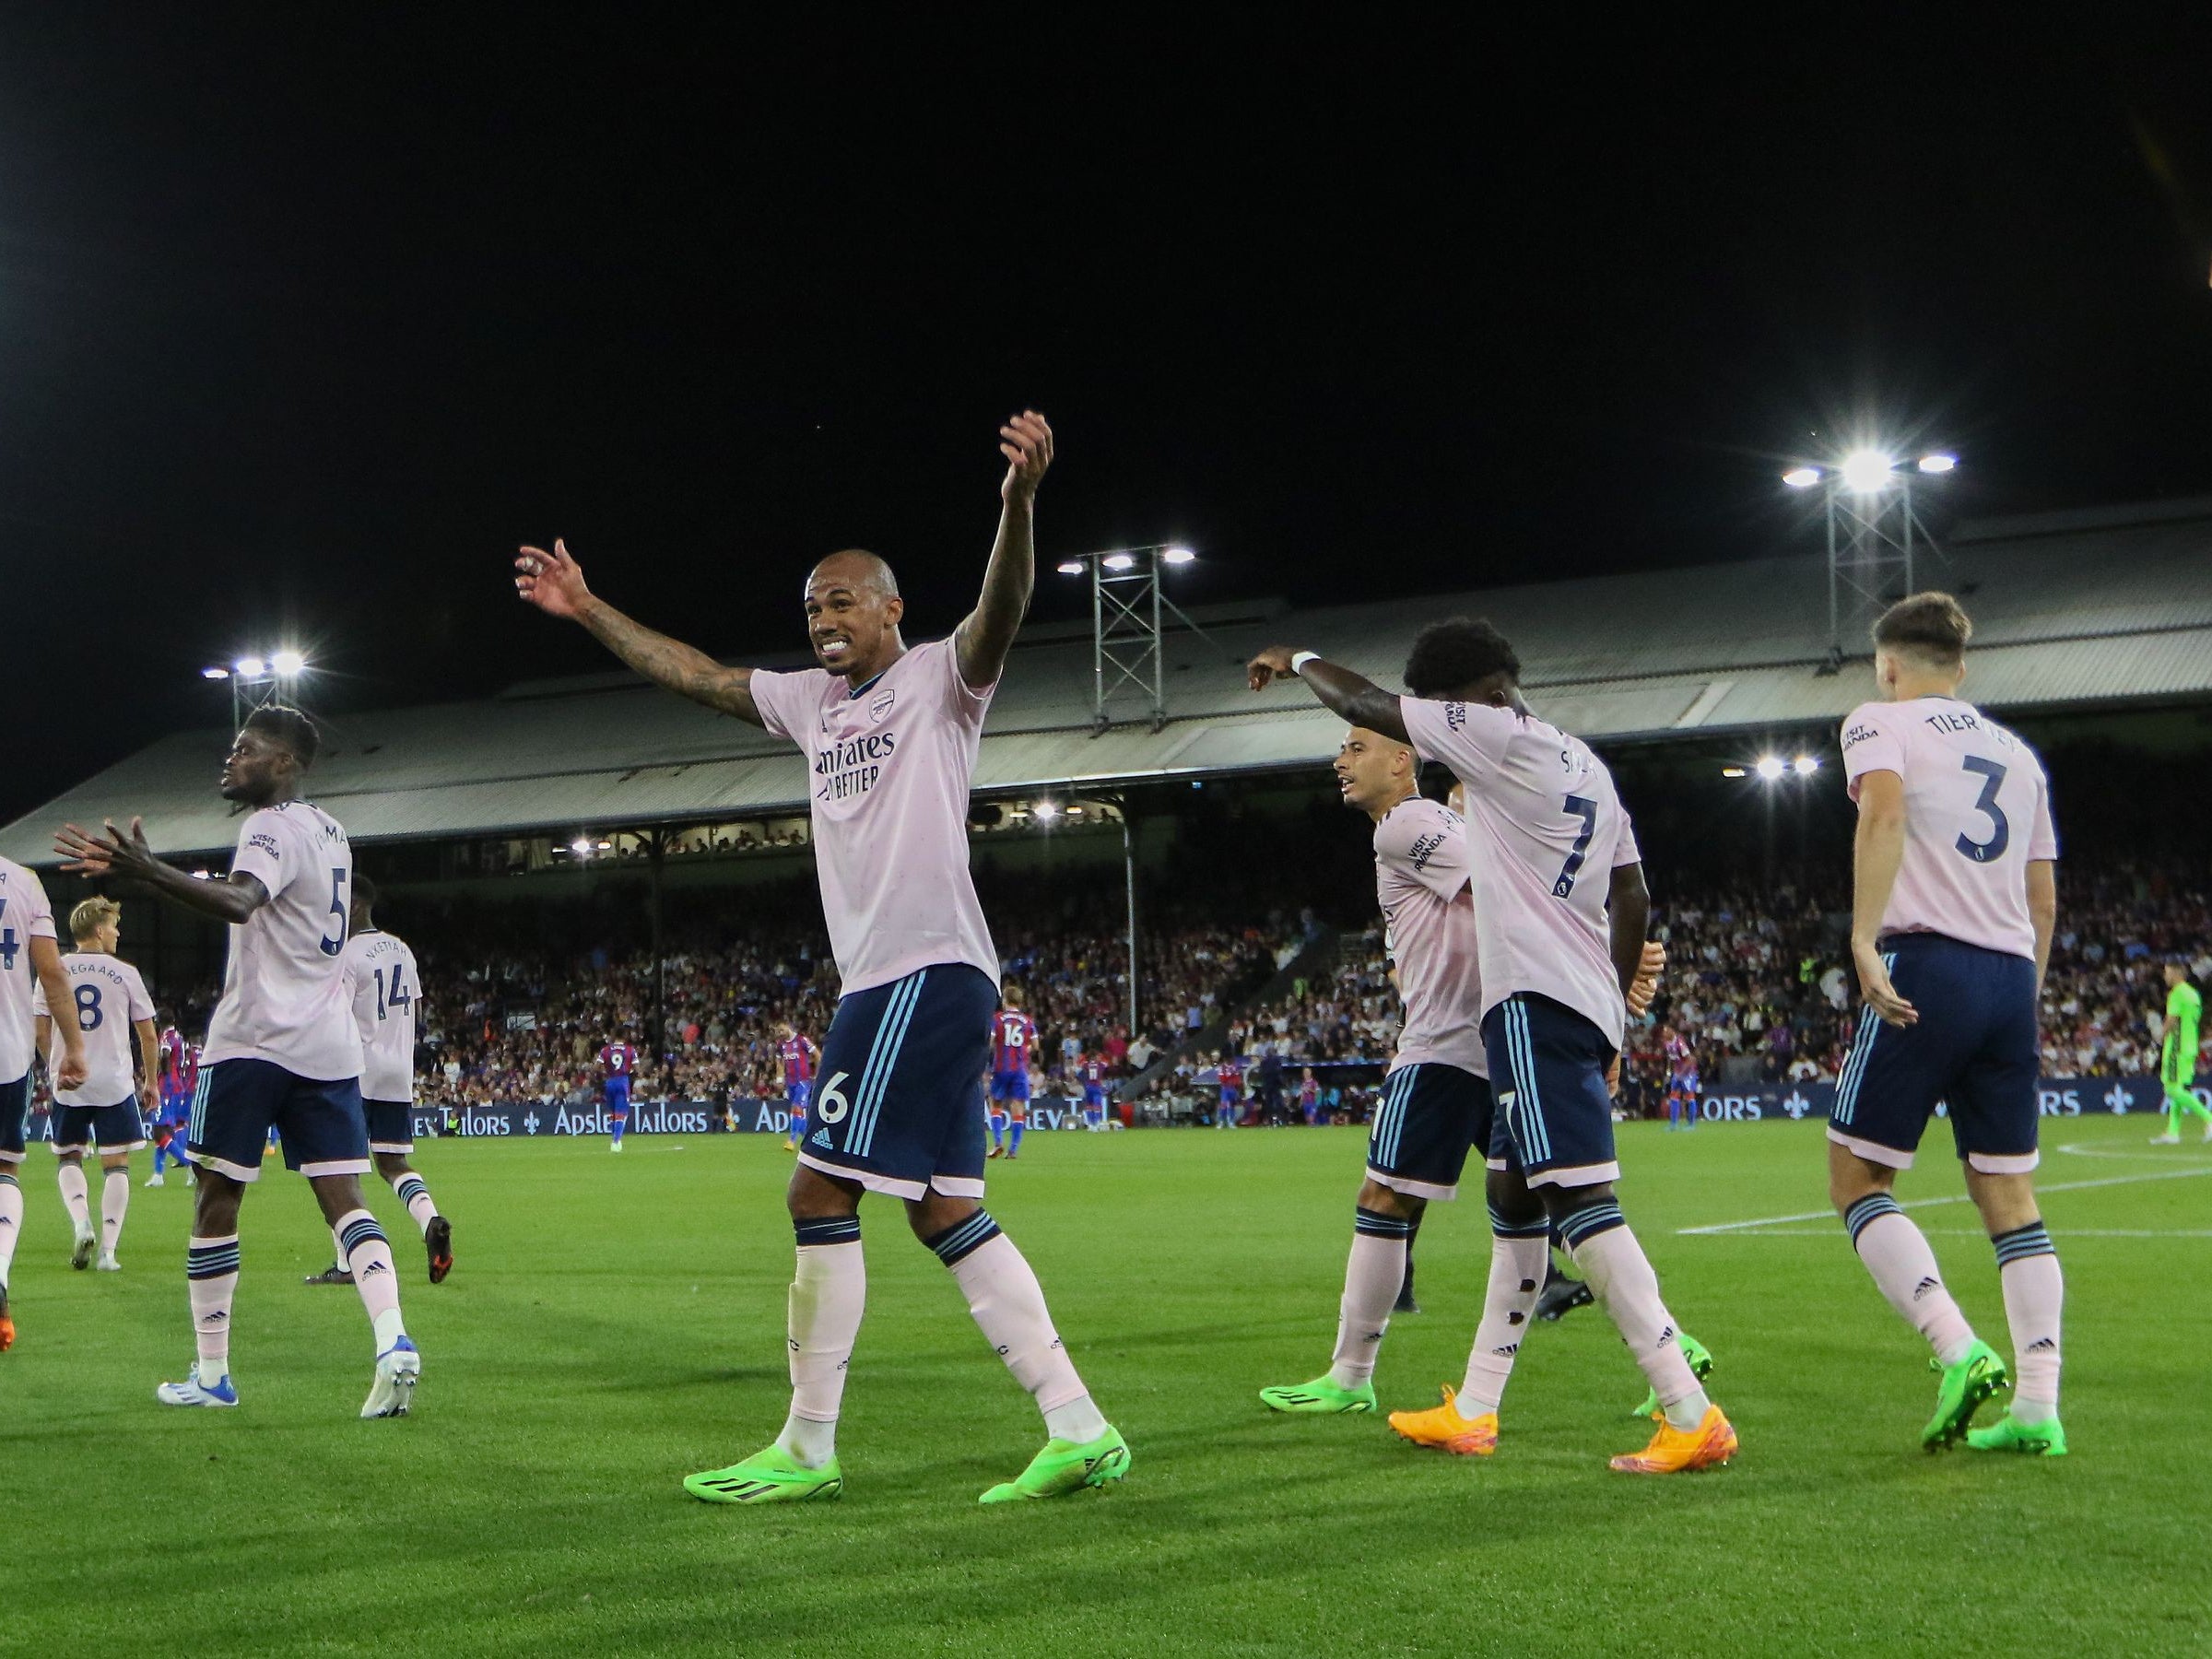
[2151,961,2209,1144]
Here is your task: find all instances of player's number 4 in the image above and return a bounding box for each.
[814,1071,853,1125]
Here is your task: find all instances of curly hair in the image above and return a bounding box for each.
[244,703,320,770]
[1402,617,1521,698]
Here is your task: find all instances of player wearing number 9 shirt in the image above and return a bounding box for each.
[53,705,420,1418]
[1247,619,1735,1476]
[1831,593,2066,1458]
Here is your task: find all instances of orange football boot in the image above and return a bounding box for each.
[1387,1386,1499,1456]
[1610,1404,1737,1474]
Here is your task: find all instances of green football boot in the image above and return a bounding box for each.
[1967,1411,2067,1457]
[1628,1332,1716,1418]
[1260,1375,1378,1415]
[683,1443,843,1504]
[978,1426,1131,1504]
[1922,1339,2011,1450]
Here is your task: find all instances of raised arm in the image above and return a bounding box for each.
[513,539,763,726]
[1246,648,1410,744]
[54,818,272,926]
[954,411,1053,690]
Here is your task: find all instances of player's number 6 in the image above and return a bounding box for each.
[814,1072,852,1125]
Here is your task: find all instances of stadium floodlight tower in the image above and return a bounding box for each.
[1055,544,1201,735]
[1783,450,1956,671]
[202,648,310,726]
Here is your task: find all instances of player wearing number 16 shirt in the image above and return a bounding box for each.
[1248,618,1735,1475]
[308,875,451,1287]
[516,410,1125,1507]
[53,705,420,1418]
[1830,593,2065,1458]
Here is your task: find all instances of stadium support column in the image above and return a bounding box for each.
[646,830,666,1072]
[1122,804,1139,1044]
[1822,470,1938,668]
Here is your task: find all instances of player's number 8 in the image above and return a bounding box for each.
[814,1071,853,1124]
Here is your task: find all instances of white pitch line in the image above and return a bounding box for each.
[1695,1227,2212,1240]
[2053,1140,2212,1161]
[1679,1163,2212,1236]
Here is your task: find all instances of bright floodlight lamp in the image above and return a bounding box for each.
[1755,756,1787,781]
[1101,552,1136,571]
[1793,755,1819,776]
[1161,546,1195,565]
[201,665,231,680]
[1782,466,1822,488]
[1056,559,1086,576]
[1722,766,1747,779]
[1917,453,1957,474]
[569,837,592,856]
[271,649,306,677]
[1033,800,1062,822]
[235,655,267,678]
[1839,451,1895,494]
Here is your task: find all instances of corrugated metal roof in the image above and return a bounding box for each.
[6,507,2208,865]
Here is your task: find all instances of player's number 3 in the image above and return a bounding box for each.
[814,1071,853,1125]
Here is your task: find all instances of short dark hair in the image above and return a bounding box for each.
[244,704,319,769]
[1872,592,1971,665]
[352,872,378,910]
[1403,617,1521,698]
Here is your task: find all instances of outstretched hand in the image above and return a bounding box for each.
[1247,645,1299,691]
[515,538,594,620]
[1000,411,1053,503]
[54,818,155,881]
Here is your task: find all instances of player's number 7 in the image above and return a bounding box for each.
[1553,794,1599,899]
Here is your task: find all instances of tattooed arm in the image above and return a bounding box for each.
[513,538,762,725]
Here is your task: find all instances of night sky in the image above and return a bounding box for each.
[5,12,2209,825]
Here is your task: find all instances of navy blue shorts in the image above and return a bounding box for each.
[801,965,996,1201]
[1484,994,1621,1190]
[1829,934,2041,1174]
[1367,1063,1503,1201]
[50,1100,147,1155]
[187,1058,371,1182]
[990,1069,1030,1104]
[0,1072,27,1164]
[605,1077,630,1116]
[364,1099,415,1155]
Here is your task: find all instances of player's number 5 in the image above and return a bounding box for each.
[814,1071,853,1124]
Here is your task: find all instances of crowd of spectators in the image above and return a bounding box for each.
[73,847,2210,1126]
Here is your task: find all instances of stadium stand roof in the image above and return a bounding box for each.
[6,497,2211,865]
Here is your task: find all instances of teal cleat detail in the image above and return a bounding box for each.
[685,1443,844,1504]
[1923,1339,2011,1450]
[1260,1375,1378,1415]
[979,1427,1131,1503]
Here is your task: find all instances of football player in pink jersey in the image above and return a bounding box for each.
[0,853,88,1350]
[55,707,419,1417]
[517,411,1126,1506]
[1249,619,1735,1474]
[1832,594,2065,1456]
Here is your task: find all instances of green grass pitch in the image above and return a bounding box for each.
[9,1116,2209,1656]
